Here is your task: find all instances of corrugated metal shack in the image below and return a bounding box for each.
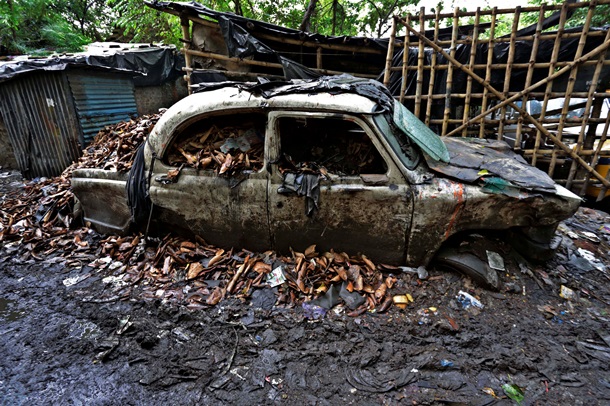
[0,63,138,178]
[0,44,185,178]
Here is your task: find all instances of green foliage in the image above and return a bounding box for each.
[1,0,93,55]
[107,0,182,45]
[4,0,608,57]
[522,0,610,30]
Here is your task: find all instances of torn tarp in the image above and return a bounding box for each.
[278,172,320,216]
[192,74,396,113]
[0,47,183,86]
[425,137,558,194]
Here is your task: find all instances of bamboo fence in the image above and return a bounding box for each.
[384,0,610,199]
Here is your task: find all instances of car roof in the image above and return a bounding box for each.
[148,86,380,154]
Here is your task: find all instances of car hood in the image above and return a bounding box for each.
[425,137,561,195]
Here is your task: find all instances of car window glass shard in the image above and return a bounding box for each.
[165,113,266,176]
[277,116,387,176]
[393,100,450,163]
[373,113,420,170]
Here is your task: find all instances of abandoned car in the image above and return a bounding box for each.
[71,76,581,285]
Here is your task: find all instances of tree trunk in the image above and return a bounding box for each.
[299,0,318,32]
[332,0,338,35]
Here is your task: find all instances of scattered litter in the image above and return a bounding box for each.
[440,359,454,368]
[266,266,286,287]
[62,274,91,287]
[393,294,413,309]
[502,383,525,405]
[457,291,484,309]
[302,302,327,320]
[102,275,128,288]
[577,248,606,271]
[482,387,498,398]
[116,316,133,335]
[486,250,505,271]
[559,285,575,301]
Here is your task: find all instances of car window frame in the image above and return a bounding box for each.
[159,108,270,177]
[268,110,402,183]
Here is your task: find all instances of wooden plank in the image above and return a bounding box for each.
[497,7,521,141]
[441,8,460,136]
[515,5,546,150]
[424,8,441,127]
[462,8,481,137]
[479,8,497,139]
[414,9,426,117]
[399,15,411,104]
[548,0,597,177]
[383,18,398,87]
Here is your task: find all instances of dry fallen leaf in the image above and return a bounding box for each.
[187,262,204,279]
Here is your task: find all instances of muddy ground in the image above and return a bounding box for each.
[2,170,610,405]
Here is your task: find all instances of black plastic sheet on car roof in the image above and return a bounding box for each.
[192,74,395,112]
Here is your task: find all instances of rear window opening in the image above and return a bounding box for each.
[165,113,267,175]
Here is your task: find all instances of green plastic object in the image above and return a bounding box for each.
[393,100,450,163]
[502,383,525,405]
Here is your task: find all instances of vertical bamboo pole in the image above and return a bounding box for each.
[497,7,521,141]
[414,8,426,118]
[515,5,546,150]
[442,8,460,136]
[478,8,497,139]
[383,17,398,87]
[316,47,322,69]
[567,20,609,188]
[579,104,610,196]
[548,0,597,178]
[425,8,441,127]
[531,2,569,166]
[399,14,411,104]
[594,114,610,200]
[180,14,193,94]
[461,8,481,137]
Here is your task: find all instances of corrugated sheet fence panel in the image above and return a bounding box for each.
[0,72,82,178]
[68,71,138,145]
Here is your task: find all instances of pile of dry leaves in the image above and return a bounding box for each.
[167,124,264,176]
[0,114,417,315]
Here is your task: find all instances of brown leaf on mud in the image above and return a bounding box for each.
[181,241,196,250]
[385,275,397,289]
[187,262,204,279]
[335,267,348,281]
[354,275,364,291]
[208,249,225,267]
[374,282,387,300]
[73,234,88,247]
[361,255,376,272]
[252,261,272,274]
[206,286,225,305]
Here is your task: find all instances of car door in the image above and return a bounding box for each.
[148,110,272,251]
[267,111,412,264]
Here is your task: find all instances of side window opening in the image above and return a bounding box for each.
[277,116,388,176]
[165,113,266,175]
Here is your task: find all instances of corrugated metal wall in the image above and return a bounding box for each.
[68,71,138,145]
[0,72,82,178]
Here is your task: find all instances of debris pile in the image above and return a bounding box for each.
[76,113,162,172]
[0,114,418,315]
[167,124,264,175]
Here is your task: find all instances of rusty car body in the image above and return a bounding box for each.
[71,76,580,275]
